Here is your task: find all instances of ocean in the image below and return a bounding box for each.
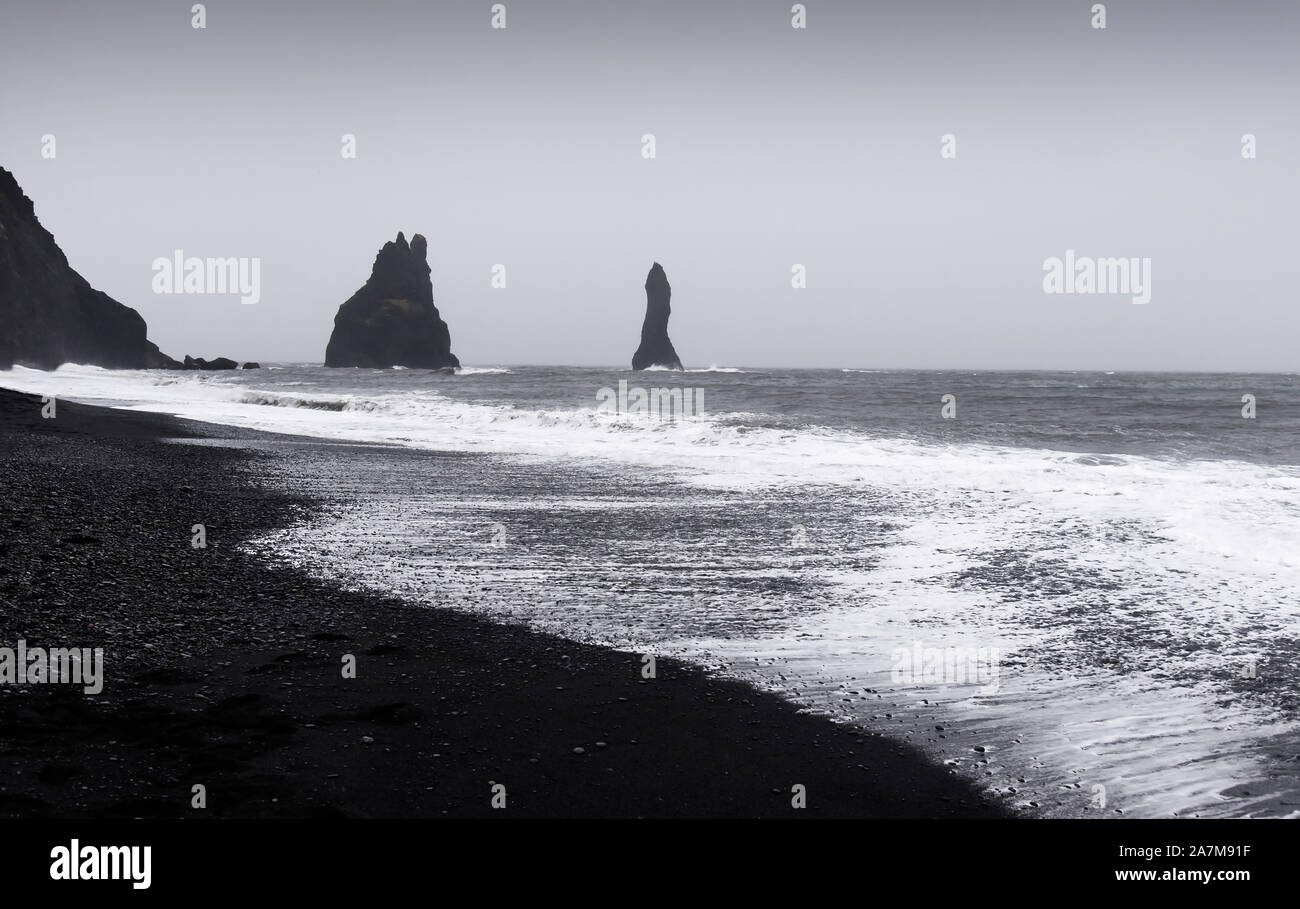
[5,363,1300,818]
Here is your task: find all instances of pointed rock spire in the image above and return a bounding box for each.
[632,261,683,370]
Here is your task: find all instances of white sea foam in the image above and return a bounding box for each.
[9,364,1300,582]
[8,363,1300,816]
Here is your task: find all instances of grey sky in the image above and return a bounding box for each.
[2,0,1297,369]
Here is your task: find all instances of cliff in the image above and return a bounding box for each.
[0,167,178,370]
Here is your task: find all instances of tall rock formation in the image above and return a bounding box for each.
[0,167,178,370]
[324,232,459,369]
[631,262,683,370]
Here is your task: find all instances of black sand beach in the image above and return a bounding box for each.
[0,387,1006,818]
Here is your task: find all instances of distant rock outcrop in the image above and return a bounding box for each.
[324,232,459,370]
[182,355,238,370]
[0,166,179,370]
[631,262,683,371]
[241,362,260,370]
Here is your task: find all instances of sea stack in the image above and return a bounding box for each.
[0,167,178,370]
[324,232,459,370]
[181,355,238,370]
[631,262,683,371]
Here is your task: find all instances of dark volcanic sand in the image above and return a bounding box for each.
[0,387,1006,818]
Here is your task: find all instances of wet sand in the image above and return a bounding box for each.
[0,387,1006,818]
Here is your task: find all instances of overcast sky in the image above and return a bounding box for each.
[2,0,1297,369]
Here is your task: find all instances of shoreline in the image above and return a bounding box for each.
[0,386,1006,818]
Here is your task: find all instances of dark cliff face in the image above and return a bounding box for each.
[324,232,459,369]
[631,262,683,370]
[0,167,178,370]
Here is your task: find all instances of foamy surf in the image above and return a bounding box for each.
[7,362,1300,817]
